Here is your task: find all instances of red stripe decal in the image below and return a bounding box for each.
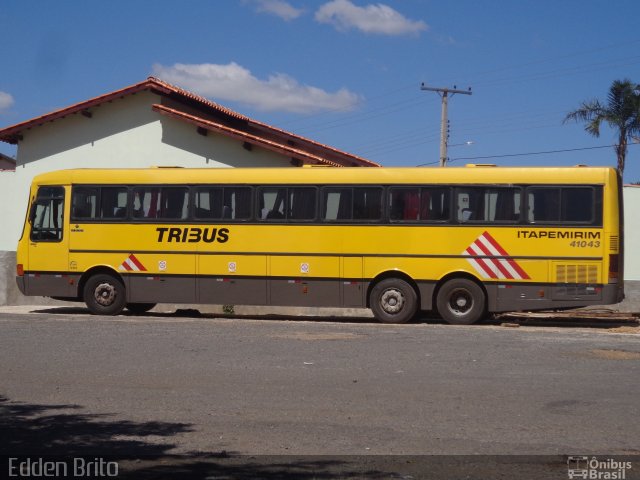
[466,247,497,279]
[128,254,147,271]
[473,238,514,279]
[481,231,530,280]
[120,262,133,271]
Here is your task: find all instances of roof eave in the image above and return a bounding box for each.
[152,104,342,167]
[0,78,171,144]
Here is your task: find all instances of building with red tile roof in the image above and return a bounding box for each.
[0,77,378,304]
[0,77,379,168]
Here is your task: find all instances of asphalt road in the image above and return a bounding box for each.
[0,308,639,479]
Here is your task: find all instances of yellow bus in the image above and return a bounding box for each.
[16,165,623,324]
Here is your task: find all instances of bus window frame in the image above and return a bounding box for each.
[130,185,190,221]
[65,182,604,228]
[525,185,602,227]
[193,185,254,222]
[30,186,65,243]
[388,186,452,224]
[320,185,385,224]
[71,185,132,223]
[256,185,319,223]
[454,185,523,225]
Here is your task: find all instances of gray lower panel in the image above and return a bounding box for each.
[24,273,79,298]
[198,277,267,305]
[270,279,341,307]
[129,275,346,308]
[127,275,197,303]
[342,280,365,307]
[417,282,436,311]
[120,274,624,313]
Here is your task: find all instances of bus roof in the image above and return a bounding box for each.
[31,165,617,186]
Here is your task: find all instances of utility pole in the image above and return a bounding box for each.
[420,84,472,166]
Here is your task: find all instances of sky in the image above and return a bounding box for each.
[1,0,639,180]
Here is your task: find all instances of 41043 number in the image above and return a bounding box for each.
[570,240,600,248]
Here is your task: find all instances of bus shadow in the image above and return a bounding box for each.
[23,306,639,331]
[25,306,381,324]
[481,311,639,331]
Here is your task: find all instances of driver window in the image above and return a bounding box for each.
[30,186,65,242]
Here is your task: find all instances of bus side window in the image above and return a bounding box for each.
[71,187,98,219]
[457,187,519,223]
[563,188,594,222]
[195,187,252,220]
[259,187,286,220]
[226,188,252,220]
[322,188,352,221]
[425,187,450,221]
[390,187,450,222]
[133,187,160,219]
[389,188,419,221]
[528,187,599,225]
[101,187,128,219]
[353,188,382,220]
[161,188,189,219]
[456,191,472,222]
[31,186,65,242]
[195,188,222,219]
[289,187,317,221]
[527,188,560,223]
[487,188,520,222]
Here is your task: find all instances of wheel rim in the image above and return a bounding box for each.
[380,288,405,314]
[94,282,117,307]
[447,287,473,316]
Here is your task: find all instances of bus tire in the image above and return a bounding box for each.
[370,278,418,324]
[83,273,126,316]
[126,303,156,314]
[436,278,485,325]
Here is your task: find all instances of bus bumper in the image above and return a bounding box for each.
[16,276,26,295]
[491,283,623,312]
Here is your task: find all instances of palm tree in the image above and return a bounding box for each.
[564,79,640,175]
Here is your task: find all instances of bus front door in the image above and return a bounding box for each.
[26,186,72,297]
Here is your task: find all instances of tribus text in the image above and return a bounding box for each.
[156,227,229,243]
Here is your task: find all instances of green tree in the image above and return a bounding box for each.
[564,79,640,175]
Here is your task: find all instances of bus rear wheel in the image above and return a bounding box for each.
[83,273,126,316]
[370,278,418,324]
[436,278,485,325]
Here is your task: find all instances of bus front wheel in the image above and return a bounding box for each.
[436,278,485,325]
[83,273,126,316]
[370,278,418,324]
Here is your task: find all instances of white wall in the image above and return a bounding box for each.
[623,186,640,281]
[0,91,291,252]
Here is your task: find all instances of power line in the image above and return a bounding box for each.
[445,143,638,164]
[359,133,441,157]
[278,82,422,129]
[453,38,640,84]
[298,96,434,134]
[470,56,640,89]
